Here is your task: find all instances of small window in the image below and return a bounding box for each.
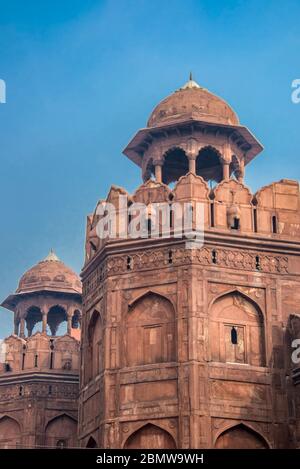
[168,250,173,264]
[34,355,38,367]
[255,255,261,270]
[19,386,23,396]
[231,217,240,230]
[127,256,132,270]
[253,208,258,233]
[147,218,152,235]
[56,439,66,449]
[48,385,52,395]
[210,202,215,228]
[169,205,173,229]
[212,249,217,264]
[22,353,25,370]
[231,327,238,345]
[272,215,277,234]
[5,363,11,372]
[50,351,53,370]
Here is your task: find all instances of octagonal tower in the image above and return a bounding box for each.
[80,77,300,449]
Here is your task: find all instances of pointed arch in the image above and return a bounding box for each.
[209,290,265,366]
[124,423,176,449]
[45,413,77,448]
[162,147,189,185]
[128,289,175,310]
[25,306,42,337]
[0,415,21,448]
[47,305,68,336]
[125,292,176,367]
[214,423,269,449]
[196,145,223,184]
[86,310,103,382]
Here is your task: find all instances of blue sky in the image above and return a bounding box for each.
[0,0,299,337]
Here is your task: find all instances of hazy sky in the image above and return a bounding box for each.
[0,0,299,337]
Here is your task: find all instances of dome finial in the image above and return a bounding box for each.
[180,73,201,90]
[44,249,60,262]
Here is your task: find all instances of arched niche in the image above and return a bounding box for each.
[196,146,223,185]
[125,293,176,367]
[229,154,241,180]
[213,179,253,232]
[215,423,269,449]
[162,148,189,185]
[209,291,265,366]
[72,310,81,330]
[85,310,103,383]
[124,423,176,449]
[0,416,21,449]
[45,414,77,449]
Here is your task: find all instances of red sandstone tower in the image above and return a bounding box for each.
[0,251,82,448]
[79,76,300,449]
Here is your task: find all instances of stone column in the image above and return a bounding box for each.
[14,320,19,335]
[154,161,163,183]
[237,158,245,183]
[189,157,196,175]
[67,314,72,335]
[42,310,48,334]
[20,318,25,338]
[13,311,19,335]
[222,161,230,180]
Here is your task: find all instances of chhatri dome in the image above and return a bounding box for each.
[147,73,239,128]
[123,74,262,184]
[1,249,82,337]
[17,249,81,295]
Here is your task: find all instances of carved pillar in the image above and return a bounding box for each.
[222,161,230,180]
[154,161,163,183]
[20,318,25,338]
[189,157,196,174]
[13,311,19,335]
[14,320,19,335]
[237,158,245,183]
[67,314,72,335]
[42,310,48,334]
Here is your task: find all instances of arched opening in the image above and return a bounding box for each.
[47,305,67,336]
[25,306,42,336]
[86,436,97,448]
[162,148,189,185]
[86,310,103,383]
[231,217,240,230]
[209,291,265,366]
[45,414,77,449]
[144,158,155,181]
[215,424,269,449]
[196,146,223,185]
[56,439,66,449]
[0,416,21,449]
[124,424,176,449]
[126,293,176,367]
[72,310,81,329]
[229,155,240,180]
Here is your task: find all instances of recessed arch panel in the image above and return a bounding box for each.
[215,424,269,449]
[125,293,176,366]
[124,424,176,449]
